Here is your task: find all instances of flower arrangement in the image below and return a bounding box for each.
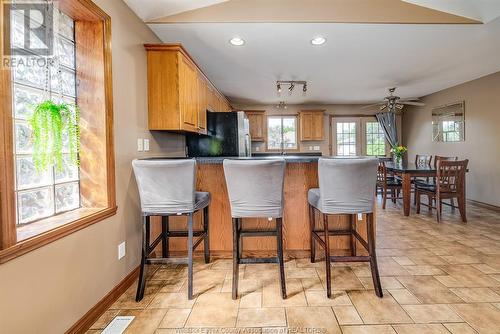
[391,145,407,164]
[29,100,80,173]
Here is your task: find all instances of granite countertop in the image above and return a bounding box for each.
[140,155,321,163]
[195,155,321,164]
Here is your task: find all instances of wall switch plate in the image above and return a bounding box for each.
[314,146,320,151]
[255,146,260,152]
[357,213,363,221]
[137,138,143,152]
[143,139,150,152]
[118,242,126,260]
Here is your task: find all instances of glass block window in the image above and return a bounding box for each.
[11,9,80,225]
[267,116,298,151]
[336,122,357,156]
[365,122,386,156]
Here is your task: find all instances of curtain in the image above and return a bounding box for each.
[376,112,398,147]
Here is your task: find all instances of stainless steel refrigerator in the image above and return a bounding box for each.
[186,111,251,157]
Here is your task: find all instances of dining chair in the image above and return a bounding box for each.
[132,159,211,301]
[415,155,458,208]
[416,159,468,223]
[308,157,382,298]
[377,161,403,209]
[223,158,287,300]
[412,154,433,204]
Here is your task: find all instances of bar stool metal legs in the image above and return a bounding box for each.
[135,210,210,302]
[136,216,150,302]
[309,206,383,298]
[231,217,287,300]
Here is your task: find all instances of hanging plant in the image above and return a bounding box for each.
[29,100,80,173]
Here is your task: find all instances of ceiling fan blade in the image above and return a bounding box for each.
[401,101,426,106]
[361,102,385,109]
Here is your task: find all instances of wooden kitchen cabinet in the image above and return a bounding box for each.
[245,110,266,141]
[145,44,231,132]
[299,110,325,141]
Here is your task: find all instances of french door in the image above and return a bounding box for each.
[331,117,389,157]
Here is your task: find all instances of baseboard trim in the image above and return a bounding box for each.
[467,199,500,213]
[66,266,139,334]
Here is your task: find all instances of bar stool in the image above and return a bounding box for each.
[223,159,287,300]
[308,157,382,298]
[132,159,210,301]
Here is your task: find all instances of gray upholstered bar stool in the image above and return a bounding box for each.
[132,159,210,301]
[308,157,382,298]
[223,159,287,300]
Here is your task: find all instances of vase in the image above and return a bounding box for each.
[394,155,402,166]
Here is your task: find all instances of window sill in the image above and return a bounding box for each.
[0,206,117,264]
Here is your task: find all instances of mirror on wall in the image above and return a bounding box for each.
[432,101,465,142]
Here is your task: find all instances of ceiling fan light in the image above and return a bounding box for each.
[229,37,245,46]
[311,36,327,46]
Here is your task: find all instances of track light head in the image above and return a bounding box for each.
[289,83,295,92]
[303,83,307,92]
[277,83,282,93]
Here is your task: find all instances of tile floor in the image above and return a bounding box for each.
[88,201,500,334]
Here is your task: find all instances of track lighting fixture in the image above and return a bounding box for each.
[276,80,307,95]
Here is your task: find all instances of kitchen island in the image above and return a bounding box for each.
[151,156,371,258]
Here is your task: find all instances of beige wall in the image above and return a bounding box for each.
[403,71,500,207]
[0,0,184,333]
[234,104,399,156]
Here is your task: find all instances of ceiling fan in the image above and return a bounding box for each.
[362,87,425,113]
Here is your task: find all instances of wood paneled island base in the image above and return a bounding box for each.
[151,160,372,258]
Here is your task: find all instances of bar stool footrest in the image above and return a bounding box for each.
[239,257,279,264]
[240,229,277,237]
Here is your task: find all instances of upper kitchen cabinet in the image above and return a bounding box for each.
[245,110,266,141]
[299,110,325,141]
[145,44,231,133]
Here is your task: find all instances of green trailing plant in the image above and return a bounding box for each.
[29,100,80,173]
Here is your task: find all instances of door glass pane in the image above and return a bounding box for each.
[366,122,386,156]
[336,122,357,156]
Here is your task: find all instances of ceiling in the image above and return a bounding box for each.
[124,0,500,105]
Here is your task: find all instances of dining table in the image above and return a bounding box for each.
[384,161,438,216]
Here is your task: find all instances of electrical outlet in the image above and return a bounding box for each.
[118,241,126,260]
[137,138,143,152]
[143,139,150,152]
[309,146,313,151]
[255,146,260,152]
[357,213,363,221]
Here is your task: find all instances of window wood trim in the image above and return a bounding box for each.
[0,0,116,263]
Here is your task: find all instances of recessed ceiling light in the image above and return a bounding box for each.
[229,37,245,46]
[311,36,327,46]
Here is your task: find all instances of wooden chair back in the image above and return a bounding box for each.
[436,159,468,194]
[377,161,389,184]
[415,154,432,167]
[434,155,458,169]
